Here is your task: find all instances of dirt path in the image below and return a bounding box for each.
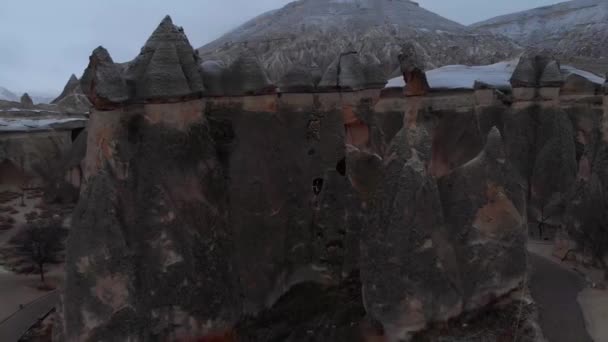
[528,253,593,342]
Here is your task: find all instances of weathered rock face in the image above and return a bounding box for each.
[59,18,241,342]
[20,93,34,108]
[0,131,75,188]
[278,65,318,93]
[510,52,563,88]
[206,94,363,313]
[52,74,81,104]
[318,52,386,91]
[219,54,276,96]
[80,16,206,108]
[51,74,92,114]
[399,44,430,97]
[80,46,129,108]
[437,128,527,311]
[349,107,527,339]
[60,100,241,341]
[63,15,608,342]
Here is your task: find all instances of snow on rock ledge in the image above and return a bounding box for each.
[385,59,606,91]
[0,117,87,132]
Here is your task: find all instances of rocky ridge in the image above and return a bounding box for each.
[0,87,19,102]
[472,0,608,74]
[198,0,519,84]
[55,15,608,342]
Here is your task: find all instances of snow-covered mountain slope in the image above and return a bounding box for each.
[472,0,608,59]
[198,0,519,82]
[0,87,18,102]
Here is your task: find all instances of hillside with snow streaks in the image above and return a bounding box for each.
[0,87,18,102]
[198,0,519,82]
[472,0,608,60]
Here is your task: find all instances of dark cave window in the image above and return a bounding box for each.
[312,178,324,195]
[71,127,85,142]
[336,158,346,176]
[308,148,315,156]
[127,115,144,143]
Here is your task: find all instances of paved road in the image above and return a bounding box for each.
[529,253,592,342]
[0,291,58,342]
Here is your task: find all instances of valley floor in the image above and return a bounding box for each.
[529,240,608,342]
[0,186,65,341]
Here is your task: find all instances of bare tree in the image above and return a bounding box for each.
[13,219,67,284]
[532,193,567,239]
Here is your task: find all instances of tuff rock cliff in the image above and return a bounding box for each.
[56,15,608,342]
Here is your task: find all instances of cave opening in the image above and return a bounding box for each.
[313,178,324,195]
[71,127,85,142]
[336,158,346,176]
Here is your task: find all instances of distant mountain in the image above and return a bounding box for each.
[198,0,519,81]
[0,87,18,102]
[0,87,56,104]
[472,0,608,63]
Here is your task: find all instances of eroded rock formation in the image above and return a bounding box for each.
[51,74,92,114]
[59,16,607,342]
[59,17,241,342]
[20,93,34,108]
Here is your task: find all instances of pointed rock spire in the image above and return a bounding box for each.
[124,15,204,101]
[80,46,129,108]
[398,44,429,96]
[140,42,193,99]
[318,52,361,91]
[81,16,206,109]
[200,60,226,96]
[539,60,563,87]
[278,65,316,93]
[318,52,386,91]
[20,93,33,107]
[52,74,82,104]
[222,52,275,96]
[510,51,563,88]
[483,126,506,162]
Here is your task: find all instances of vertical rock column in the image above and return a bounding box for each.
[57,17,241,342]
[352,48,463,340]
[505,53,577,236]
[351,47,529,341]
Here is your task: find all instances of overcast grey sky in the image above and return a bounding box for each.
[0,0,564,95]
